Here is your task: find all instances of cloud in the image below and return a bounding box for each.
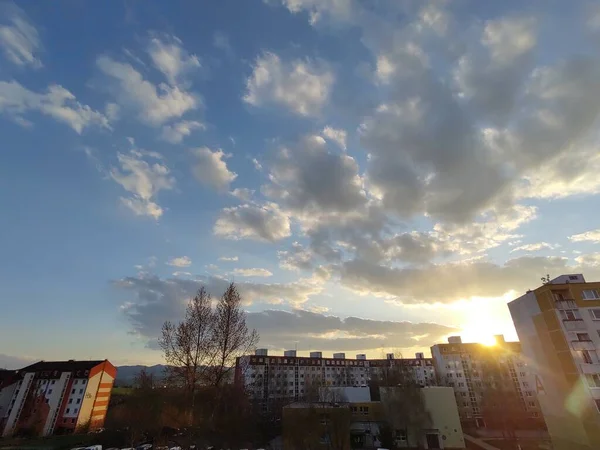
[569,229,600,244]
[233,268,273,277]
[214,202,291,242]
[510,242,555,253]
[575,253,600,267]
[191,147,237,191]
[116,273,327,342]
[243,52,334,116]
[230,188,255,202]
[166,256,192,267]
[97,53,199,126]
[161,120,205,143]
[213,31,233,57]
[340,256,600,305]
[172,271,192,277]
[0,5,42,68]
[0,81,110,133]
[147,34,201,85]
[481,17,536,65]
[322,126,347,150]
[218,256,239,262]
[278,242,314,271]
[247,309,457,354]
[264,134,366,216]
[110,150,175,219]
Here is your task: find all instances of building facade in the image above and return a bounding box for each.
[283,386,464,450]
[509,273,600,450]
[0,360,116,437]
[431,335,543,430]
[236,350,436,403]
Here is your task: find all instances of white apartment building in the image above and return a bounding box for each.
[509,274,600,450]
[431,335,543,430]
[235,350,436,403]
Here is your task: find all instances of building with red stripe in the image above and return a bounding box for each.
[0,360,116,436]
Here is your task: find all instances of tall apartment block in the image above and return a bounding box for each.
[236,350,435,403]
[431,335,544,430]
[509,273,600,450]
[0,360,116,437]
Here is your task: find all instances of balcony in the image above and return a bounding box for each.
[572,340,596,351]
[580,363,600,375]
[563,319,587,331]
[555,299,577,310]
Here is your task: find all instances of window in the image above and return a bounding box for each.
[569,275,579,281]
[563,310,577,320]
[51,380,55,385]
[520,372,526,376]
[583,290,600,300]
[74,408,78,414]
[66,408,70,413]
[76,398,81,404]
[528,401,535,407]
[578,333,591,341]
[71,418,76,424]
[48,389,52,394]
[460,392,467,397]
[525,391,533,396]
[591,309,600,320]
[74,380,78,385]
[395,429,407,442]
[79,389,83,394]
[582,350,598,364]
[531,412,539,418]
[71,389,75,394]
[523,382,529,387]
[68,399,72,404]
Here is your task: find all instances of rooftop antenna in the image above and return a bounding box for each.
[541,274,551,284]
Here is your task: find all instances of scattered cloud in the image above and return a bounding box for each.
[161,120,205,143]
[510,242,556,253]
[213,31,233,57]
[110,150,175,219]
[233,268,273,277]
[166,256,192,267]
[0,5,42,68]
[569,229,600,244]
[97,36,200,126]
[147,34,200,85]
[218,256,239,262]
[214,202,291,242]
[172,271,192,277]
[243,52,334,116]
[0,81,110,133]
[321,126,347,150]
[191,147,237,191]
[230,188,255,201]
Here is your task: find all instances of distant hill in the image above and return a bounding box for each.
[114,364,167,386]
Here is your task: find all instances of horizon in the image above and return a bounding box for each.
[2,0,600,369]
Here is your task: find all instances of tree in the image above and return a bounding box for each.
[159,287,214,425]
[208,283,259,387]
[375,355,432,449]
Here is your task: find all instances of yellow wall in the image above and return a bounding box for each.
[422,387,465,449]
[77,371,102,427]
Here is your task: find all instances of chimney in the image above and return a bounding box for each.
[255,349,268,356]
[310,351,323,358]
[333,353,345,359]
[356,354,367,360]
[284,350,296,357]
[448,336,462,344]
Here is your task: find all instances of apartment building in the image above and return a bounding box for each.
[235,350,436,403]
[431,335,543,430]
[509,273,600,450]
[0,360,116,437]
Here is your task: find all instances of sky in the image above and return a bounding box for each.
[2,0,600,368]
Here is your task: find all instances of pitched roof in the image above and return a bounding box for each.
[19,360,106,374]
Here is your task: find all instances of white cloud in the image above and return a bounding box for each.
[172,271,192,277]
[569,229,600,244]
[96,55,199,126]
[167,256,192,267]
[510,242,555,253]
[214,202,291,242]
[230,188,255,201]
[0,81,110,133]
[322,126,347,150]
[233,268,273,277]
[161,120,205,143]
[482,17,536,65]
[110,150,175,219]
[575,253,600,267]
[191,147,237,191]
[147,35,200,85]
[218,256,239,262]
[243,52,334,116]
[0,5,41,68]
[213,31,233,57]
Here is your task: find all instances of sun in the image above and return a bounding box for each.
[479,335,497,346]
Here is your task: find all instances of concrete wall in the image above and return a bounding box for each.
[422,387,465,449]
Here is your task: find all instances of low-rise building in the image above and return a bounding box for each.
[0,360,116,437]
[282,386,464,449]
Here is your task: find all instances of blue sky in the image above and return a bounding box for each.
[2,0,600,367]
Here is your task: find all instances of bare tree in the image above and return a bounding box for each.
[159,287,214,424]
[209,283,259,387]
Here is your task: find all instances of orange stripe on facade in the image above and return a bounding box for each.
[99,382,113,389]
[94,400,109,407]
